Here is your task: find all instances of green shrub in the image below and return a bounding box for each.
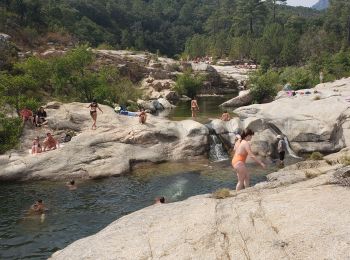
[18,97,41,112]
[212,188,232,199]
[249,70,279,103]
[0,114,23,154]
[309,152,324,160]
[174,70,203,98]
[279,67,316,90]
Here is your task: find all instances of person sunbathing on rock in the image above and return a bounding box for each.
[221,111,231,121]
[66,180,77,190]
[31,136,42,155]
[139,108,147,124]
[43,132,58,151]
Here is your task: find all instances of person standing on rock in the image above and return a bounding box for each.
[87,99,103,130]
[277,135,286,166]
[232,129,266,191]
[191,97,199,118]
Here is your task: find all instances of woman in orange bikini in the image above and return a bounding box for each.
[232,129,265,191]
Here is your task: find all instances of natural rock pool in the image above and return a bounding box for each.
[0,159,272,260]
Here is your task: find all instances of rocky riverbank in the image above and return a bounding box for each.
[50,149,350,260]
[0,102,208,181]
[210,77,350,157]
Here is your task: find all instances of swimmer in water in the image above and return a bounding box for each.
[154,196,165,204]
[29,199,47,215]
[66,180,77,190]
[231,129,266,191]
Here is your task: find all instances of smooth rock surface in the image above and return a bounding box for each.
[0,103,208,181]
[50,165,350,260]
[220,89,253,108]
[212,78,350,156]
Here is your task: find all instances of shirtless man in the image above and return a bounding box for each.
[221,111,231,121]
[191,97,199,118]
[231,129,265,191]
[43,133,58,151]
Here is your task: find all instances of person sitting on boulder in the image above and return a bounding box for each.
[43,132,58,151]
[34,106,48,127]
[139,108,147,124]
[221,111,231,121]
[19,108,34,125]
[31,136,42,155]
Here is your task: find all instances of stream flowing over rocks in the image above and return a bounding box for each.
[50,149,350,260]
[210,78,350,156]
[0,103,208,181]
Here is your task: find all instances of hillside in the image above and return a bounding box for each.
[312,0,329,10]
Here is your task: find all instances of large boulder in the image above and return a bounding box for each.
[228,78,350,155]
[220,89,253,107]
[50,170,350,260]
[0,103,208,181]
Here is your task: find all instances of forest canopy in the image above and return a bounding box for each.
[1,0,350,66]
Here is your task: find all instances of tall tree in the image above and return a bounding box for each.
[234,0,267,35]
[266,0,287,22]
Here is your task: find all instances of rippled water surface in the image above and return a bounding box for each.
[0,159,274,260]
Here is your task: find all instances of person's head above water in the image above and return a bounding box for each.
[155,196,165,204]
[70,180,75,185]
[241,129,254,141]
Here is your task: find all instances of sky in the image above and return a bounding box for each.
[287,0,319,7]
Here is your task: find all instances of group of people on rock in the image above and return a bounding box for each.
[20,106,48,127]
[88,99,148,130]
[31,132,59,154]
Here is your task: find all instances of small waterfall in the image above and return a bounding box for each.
[284,137,302,159]
[209,134,229,162]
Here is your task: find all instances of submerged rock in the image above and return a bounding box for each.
[0,103,208,181]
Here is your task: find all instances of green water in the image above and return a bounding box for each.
[166,95,236,123]
[0,159,275,260]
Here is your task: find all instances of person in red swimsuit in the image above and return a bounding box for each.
[232,129,265,191]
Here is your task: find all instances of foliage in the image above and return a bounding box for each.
[249,70,279,103]
[212,188,232,199]
[279,67,316,90]
[309,152,324,160]
[174,70,204,98]
[0,113,22,154]
[0,73,37,112]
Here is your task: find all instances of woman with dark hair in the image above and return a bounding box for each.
[231,129,265,191]
[87,99,103,130]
